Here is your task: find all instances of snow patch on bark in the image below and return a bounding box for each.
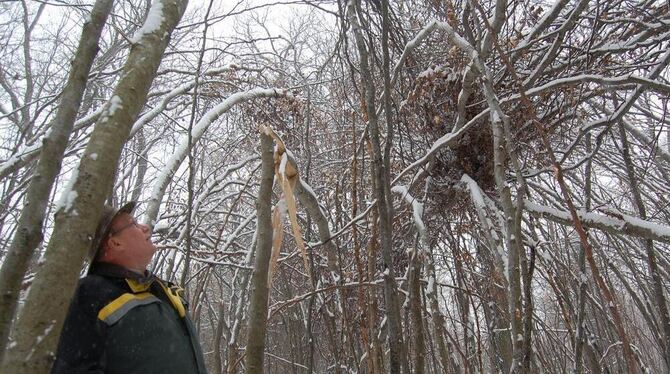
[108,95,122,116]
[130,0,165,43]
[55,168,79,214]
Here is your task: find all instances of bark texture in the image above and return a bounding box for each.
[346,0,408,371]
[0,1,188,372]
[0,0,113,361]
[244,131,275,373]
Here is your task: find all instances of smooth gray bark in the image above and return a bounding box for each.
[0,0,113,362]
[244,132,275,373]
[143,88,288,227]
[0,0,188,372]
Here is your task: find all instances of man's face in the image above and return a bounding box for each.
[106,212,156,271]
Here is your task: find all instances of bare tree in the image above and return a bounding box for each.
[244,129,275,373]
[0,0,188,371]
[0,0,113,361]
[1,0,669,372]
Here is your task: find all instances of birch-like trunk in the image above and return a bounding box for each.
[0,1,188,372]
[0,0,113,361]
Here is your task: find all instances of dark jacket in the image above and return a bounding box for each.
[51,263,208,374]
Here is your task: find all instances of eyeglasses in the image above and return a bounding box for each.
[110,218,140,236]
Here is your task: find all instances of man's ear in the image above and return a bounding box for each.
[107,235,123,252]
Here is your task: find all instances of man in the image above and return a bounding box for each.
[51,202,208,373]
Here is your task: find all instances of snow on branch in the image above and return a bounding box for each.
[0,141,42,180]
[525,201,670,244]
[390,185,426,242]
[131,64,260,138]
[433,21,476,55]
[623,120,670,165]
[390,21,439,87]
[130,0,165,44]
[145,88,291,225]
[393,109,488,183]
[129,81,195,137]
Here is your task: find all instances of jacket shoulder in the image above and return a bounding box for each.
[74,274,127,309]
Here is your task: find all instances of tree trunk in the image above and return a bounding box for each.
[574,134,593,373]
[463,175,513,372]
[408,245,426,374]
[130,128,148,203]
[244,130,275,373]
[367,201,383,374]
[346,0,408,371]
[619,123,670,371]
[213,299,228,374]
[0,0,113,361]
[0,1,188,372]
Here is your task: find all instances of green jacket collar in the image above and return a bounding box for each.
[89,262,155,285]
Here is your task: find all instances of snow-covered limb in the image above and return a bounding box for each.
[129,81,195,137]
[526,73,670,97]
[74,106,104,130]
[513,0,571,54]
[525,201,670,244]
[622,120,670,165]
[434,21,476,55]
[593,29,670,55]
[144,87,291,226]
[390,185,426,242]
[393,108,489,184]
[390,21,439,87]
[131,64,258,138]
[130,0,165,44]
[0,141,42,180]
[461,174,509,281]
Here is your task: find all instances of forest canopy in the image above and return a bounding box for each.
[0,0,669,373]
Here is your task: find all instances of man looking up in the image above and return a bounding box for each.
[51,202,208,373]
